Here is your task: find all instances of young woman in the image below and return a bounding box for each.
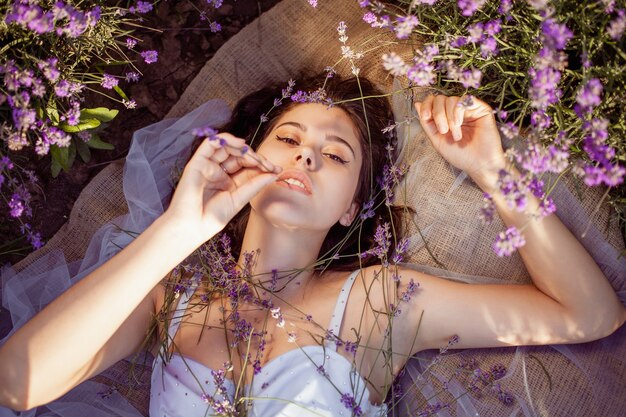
[0,76,624,417]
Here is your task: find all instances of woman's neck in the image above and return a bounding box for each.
[237,209,329,299]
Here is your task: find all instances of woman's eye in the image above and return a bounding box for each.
[276,135,299,145]
[324,153,348,164]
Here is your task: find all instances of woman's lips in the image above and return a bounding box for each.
[276,170,313,195]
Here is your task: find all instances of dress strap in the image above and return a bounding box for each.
[164,286,196,351]
[325,269,360,352]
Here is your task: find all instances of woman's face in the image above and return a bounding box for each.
[250,103,363,231]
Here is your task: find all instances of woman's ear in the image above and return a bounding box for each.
[339,201,360,227]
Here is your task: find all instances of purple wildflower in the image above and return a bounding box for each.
[129,1,153,14]
[528,66,561,110]
[400,278,420,302]
[607,9,625,40]
[63,101,81,125]
[125,37,137,49]
[307,0,318,7]
[140,50,158,64]
[479,193,495,225]
[0,156,14,171]
[498,0,513,16]
[340,393,363,417]
[382,52,408,76]
[541,18,573,50]
[12,108,36,131]
[394,15,419,39]
[207,0,224,7]
[363,11,377,25]
[458,0,487,16]
[8,194,24,218]
[575,78,602,118]
[101,73,118,89]
[37,58,60,83]
[54,80,71,97]
[209,21,222,32]
[493,226,526,256]
[392,237,410,264]
[125,71,140,82]
[460,68,482,89]
[418,402,449,417]
[360,222,391,262]
[497,169,528,211]
[407,61,436,86]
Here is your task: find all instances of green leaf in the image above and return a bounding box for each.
[51,158,62,178]
[113,85,129,101]
[80,107,119,123]
[76,138,91,163]
[47,107,60,124]
[59,118,101,133]
[50,145,70,172]
[86,134,114,150]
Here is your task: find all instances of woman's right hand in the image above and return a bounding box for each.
[164,132,281,242]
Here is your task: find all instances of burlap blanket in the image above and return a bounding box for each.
[9,0,626,416]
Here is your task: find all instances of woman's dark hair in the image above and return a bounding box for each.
[190,74,406,272]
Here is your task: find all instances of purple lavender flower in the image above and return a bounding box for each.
[458,0,487,16]
[125,71,140,82]
[8,194,24,218]
[392,237,410,264]
[54,80,71,97]
[541,18,573,50]
[340,393,363,417]
[362,11,377,25]
[400,278,419,302]
[528,66,562,110]
[12,108,36,131]
[499,0,513,16]
[575,78,602,117]
[101,73,118,89]
[43,126,71,147]
[37,58,60,83]
[129,1,153,14]
[209,21,222,32]
[493,226,526,256]
[607,9,625,40]
[140,50,158,64]
[480,37,499,58]
[125,37,137,49]
[382,52,408,77]
[418,402,449,417]
[460,68,482,89]
[479,192,495,225]
[207,0,224,7]
[407,61,435,87]
[394,15,419,39]
[360,222,391,262]
[0,156,14,171]
[497,169,528,211]
[63,101,81,125]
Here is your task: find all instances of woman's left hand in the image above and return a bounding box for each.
[414,95,507,187]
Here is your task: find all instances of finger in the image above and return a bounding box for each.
[432,95,449,135]
[445,96,462,141]
[416,95,435,121]
[231,172,278,210]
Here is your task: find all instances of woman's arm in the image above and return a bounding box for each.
[396,95,626,353]
[0,134,279,410]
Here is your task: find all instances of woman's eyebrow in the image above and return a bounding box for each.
[276,121,356,157]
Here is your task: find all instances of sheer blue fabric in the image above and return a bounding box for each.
[0,99,231,417]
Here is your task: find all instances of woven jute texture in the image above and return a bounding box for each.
[12,0,625,415]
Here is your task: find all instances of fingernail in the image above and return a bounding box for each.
[452,131,461,141]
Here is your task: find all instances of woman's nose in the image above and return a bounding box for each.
[294,147,316,169]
